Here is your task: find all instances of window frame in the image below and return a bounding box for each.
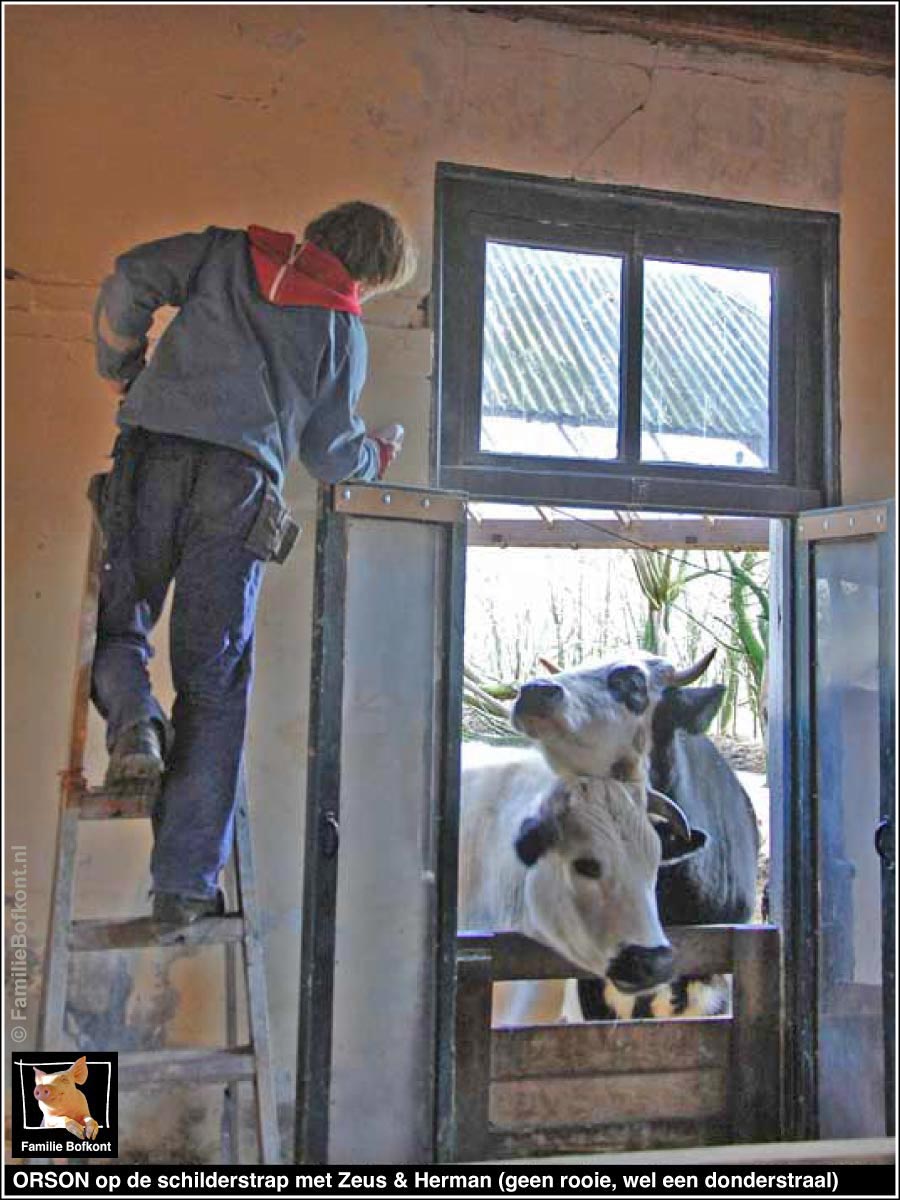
[433,162,840,517]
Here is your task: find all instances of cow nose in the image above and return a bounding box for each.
[608,943,674,992]
[515,681,564,719]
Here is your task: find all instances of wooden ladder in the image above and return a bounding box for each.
[37,512,281,1164]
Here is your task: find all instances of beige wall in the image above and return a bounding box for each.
[5,4,895,1158]
[839,74,897,502]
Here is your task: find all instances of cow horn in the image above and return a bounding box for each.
[646,787,692,844]
[538,656,562,676]
[664,648,717,688]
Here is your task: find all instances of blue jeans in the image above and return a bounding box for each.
[91,431,267,899]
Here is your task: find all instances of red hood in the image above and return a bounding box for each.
[247,225,362,314]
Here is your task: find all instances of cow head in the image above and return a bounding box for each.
[512,648,721,859]
[512,777,694,988]
[513,648,716,778]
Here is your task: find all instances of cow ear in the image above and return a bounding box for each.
[515,815,557,867]
[657,824,710,866]
[659,685,725,734]
[71,1056,88,1085]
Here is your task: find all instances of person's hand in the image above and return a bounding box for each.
[371,423,405,478]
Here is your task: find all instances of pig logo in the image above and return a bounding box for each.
[11,1050,117,1157]
[33,1055,99,1141]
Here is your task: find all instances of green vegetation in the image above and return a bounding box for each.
[464,544,769,741]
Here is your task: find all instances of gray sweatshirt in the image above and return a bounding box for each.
[94,225,380,490]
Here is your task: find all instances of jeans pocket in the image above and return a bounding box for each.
[243,476,300,563]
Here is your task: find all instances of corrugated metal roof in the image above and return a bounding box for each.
[481,243,770,458]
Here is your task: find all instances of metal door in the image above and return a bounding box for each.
[295,483,466,1164]
[791,502,895,1137]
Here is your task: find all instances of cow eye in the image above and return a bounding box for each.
[572,857,602,880]
[608,665,649,715]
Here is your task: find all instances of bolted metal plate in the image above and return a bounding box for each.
[797,506,888,541]
[332,482,466,525]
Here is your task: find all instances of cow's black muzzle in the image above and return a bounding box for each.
[608,943,674,993]
[514,680,564,720]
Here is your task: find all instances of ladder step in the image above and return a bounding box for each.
[70,915,244,951]
[119,1047,256,1088]
[71,784,157,819]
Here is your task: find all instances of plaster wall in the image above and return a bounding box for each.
[838,74,896,503]
[5,4,895,1159]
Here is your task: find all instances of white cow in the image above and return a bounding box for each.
[458,742,701,1024]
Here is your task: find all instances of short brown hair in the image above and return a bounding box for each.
[303,201,415,291]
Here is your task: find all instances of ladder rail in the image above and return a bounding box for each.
[39,513,103,1050]
[66,514,103,780]
[234,774,282,1164]
[37,802,79,1051]
[221,853,241,1164]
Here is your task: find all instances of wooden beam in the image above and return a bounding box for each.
[490,1065,729,1127]
[493,1016,730,1080]
[467,515,770,550]
[488,1135,896,1166]
[469,5,895,75]
[69,915,243,951]
[488,1116,731,1159]
[731,924,782,1143]
[118,1047,256,1088]
[72,784,156,819]
[457,925,737,979]
[454,951,494,1162]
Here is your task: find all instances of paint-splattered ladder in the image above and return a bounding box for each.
[37,510,281,1164]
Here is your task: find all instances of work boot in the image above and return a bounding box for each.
[105,720,165,787]
[152,888,226,944]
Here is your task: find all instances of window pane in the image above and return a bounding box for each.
[481,242,622,459]
[641,260,771,469]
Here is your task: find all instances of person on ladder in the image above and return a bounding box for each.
[90,202,413,931]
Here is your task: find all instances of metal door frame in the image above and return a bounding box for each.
[774,500,895,1139]
[294,483,466,1164]
[295,481,893,1156]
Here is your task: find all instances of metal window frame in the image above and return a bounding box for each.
[295,483,467,1164]
[433,162,840,516]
